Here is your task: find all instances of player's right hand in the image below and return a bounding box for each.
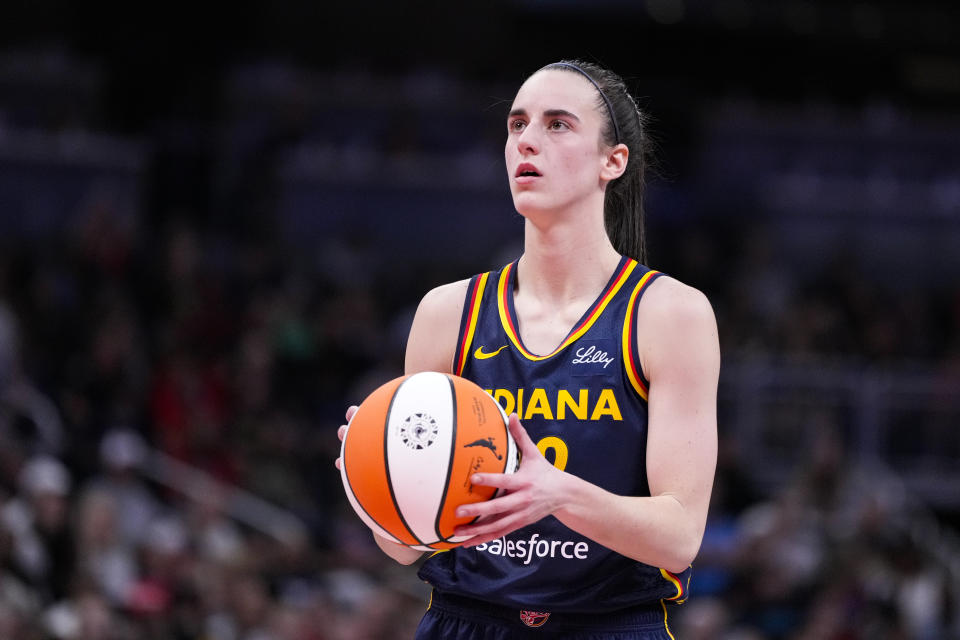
[334,405,359,470]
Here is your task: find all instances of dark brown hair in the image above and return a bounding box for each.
[539,60,650,264]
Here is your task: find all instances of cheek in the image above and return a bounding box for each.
[504,144,517,174]
[559,149,601,185]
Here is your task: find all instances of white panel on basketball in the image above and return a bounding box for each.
[385,372,455,545]
[496,401,519,479]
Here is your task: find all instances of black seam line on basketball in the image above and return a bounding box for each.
[498,408,510,476]
[435,374,459,544]
[343,410,401,545]
[491,408,510,500]
[383,376,425,547]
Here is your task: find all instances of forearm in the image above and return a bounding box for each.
[373,532,424,565]
[553,473,703,574]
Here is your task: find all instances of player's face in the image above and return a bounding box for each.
[505,69,611,217]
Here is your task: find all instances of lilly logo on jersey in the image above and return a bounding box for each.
[571,345,615,368]
[473,532,590,565]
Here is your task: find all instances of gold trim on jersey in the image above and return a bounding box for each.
[659,567,687,603]
[621,269,660,401]
[497,259,638,361]
[455,272,490,376]
[661,599,677,639]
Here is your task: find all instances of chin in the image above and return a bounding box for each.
[511,194,554,218]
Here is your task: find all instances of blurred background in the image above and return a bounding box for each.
[1,0,959,638]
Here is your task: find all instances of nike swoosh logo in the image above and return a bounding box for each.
[474,345,508,360]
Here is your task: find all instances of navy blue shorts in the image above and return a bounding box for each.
[414,590,677,640]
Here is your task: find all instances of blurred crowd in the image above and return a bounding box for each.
[0,196,957,638]
[675,407,957,640]
[669,222,960,370]
[1,47,959,639]
[0,214,434,639]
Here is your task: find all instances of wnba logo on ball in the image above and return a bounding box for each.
[398,413,438,450]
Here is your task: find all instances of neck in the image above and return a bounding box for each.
[518,216,622,304]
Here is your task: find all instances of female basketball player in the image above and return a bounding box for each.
[337,60,719,639]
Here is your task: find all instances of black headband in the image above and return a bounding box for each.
[543,62,622,145]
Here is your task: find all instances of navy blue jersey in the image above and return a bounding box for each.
[418,256,691,614]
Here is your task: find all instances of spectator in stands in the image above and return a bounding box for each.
[84,429,161,549]
[0,456,75,605]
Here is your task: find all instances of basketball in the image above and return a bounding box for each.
[339,371,518,551]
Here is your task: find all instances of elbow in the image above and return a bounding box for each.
[386,545,425,565]
[373,533,424,565]
[394,552,423,566]
[662,531,704,574]
[662,555,695,575]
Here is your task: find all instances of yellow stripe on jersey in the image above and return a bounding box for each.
[621,269,659,401]
[659,567,686,602]
[661,600,676,639]
[497,260,638,361]
[455,272,489,375]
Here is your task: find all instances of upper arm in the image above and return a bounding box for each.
[637,277,720,537]
[405,279,471,375]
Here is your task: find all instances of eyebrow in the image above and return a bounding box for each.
[508,108,581,121]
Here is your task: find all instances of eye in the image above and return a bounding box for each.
[508,119,526,133]
[548,119,569,131]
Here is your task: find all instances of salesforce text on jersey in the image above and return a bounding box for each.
[473,533,590,565]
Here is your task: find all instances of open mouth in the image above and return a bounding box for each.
[515,163,541,178]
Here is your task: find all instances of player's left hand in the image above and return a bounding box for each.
[453,413,566,546]
[333,405,359,471]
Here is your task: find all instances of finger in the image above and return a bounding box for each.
[459,526,514,546]
[345,405,359,422]
[457,511,529,542]
[337,424,347,442]
[334,457,342,470]
[469,471,520,492]
[457,491,525,520]
[508,414,541,458]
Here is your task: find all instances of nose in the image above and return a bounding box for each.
[516,124,540,155]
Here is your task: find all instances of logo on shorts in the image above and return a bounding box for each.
[399,413,438,449]
[520,610,551,628]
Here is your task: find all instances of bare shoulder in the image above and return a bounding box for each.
[636,275,719,377]
[417,278,472,319]
[406,278,472,375]
[640,275,716,327]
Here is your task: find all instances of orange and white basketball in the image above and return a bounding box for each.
[339,371,518,550]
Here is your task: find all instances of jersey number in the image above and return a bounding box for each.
[536,436,569,471]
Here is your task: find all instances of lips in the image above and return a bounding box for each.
[515,163,541,180]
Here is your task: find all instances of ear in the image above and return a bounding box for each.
[600,143,629,182]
